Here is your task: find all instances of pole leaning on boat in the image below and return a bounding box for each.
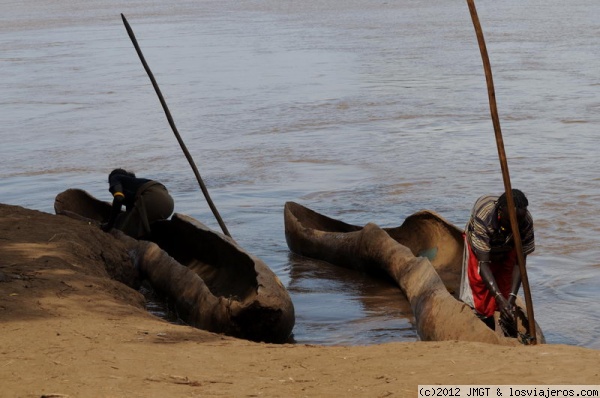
[466,0,537,343]
[120,13,231,239]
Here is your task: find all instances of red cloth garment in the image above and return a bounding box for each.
[465,235,516,317]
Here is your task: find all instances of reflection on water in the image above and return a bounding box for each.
[1,0,599,348]
[288,254,416,345]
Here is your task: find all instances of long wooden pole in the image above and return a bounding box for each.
[121,13,231,238]
[466,0,537,343]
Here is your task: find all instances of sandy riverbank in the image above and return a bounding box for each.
[1,203,599,397]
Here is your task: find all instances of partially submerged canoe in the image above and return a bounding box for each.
[284,201,544,345]
[54,189,295,343]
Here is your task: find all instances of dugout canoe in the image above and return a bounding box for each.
[284,201,544,345]
[54,188,295,343]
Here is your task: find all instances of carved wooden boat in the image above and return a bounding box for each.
[54,188,295,343]
[284,201,544,345]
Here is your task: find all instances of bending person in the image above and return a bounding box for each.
[459,189,535,331]
[102,168,174,239]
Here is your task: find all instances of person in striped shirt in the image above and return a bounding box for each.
[458,189,535,330]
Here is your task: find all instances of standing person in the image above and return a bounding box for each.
[459,189,535,330]
[102,168,174,239]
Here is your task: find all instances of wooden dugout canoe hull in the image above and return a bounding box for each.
[54,189,295,343]
[284,201,544,345]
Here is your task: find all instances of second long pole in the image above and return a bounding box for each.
[466,0,537,344]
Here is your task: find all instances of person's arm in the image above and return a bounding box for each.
[103,185,125,232]
[507,256,524,307]
[478,255,514,321]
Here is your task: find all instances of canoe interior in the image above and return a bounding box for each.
[286,201,464,296]
[384,211,465,295]
[151,217,257,301]
[54,189,257,301]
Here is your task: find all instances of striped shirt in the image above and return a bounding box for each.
[465,195,535,258]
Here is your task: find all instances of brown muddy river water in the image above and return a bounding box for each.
[1,0,599,348]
